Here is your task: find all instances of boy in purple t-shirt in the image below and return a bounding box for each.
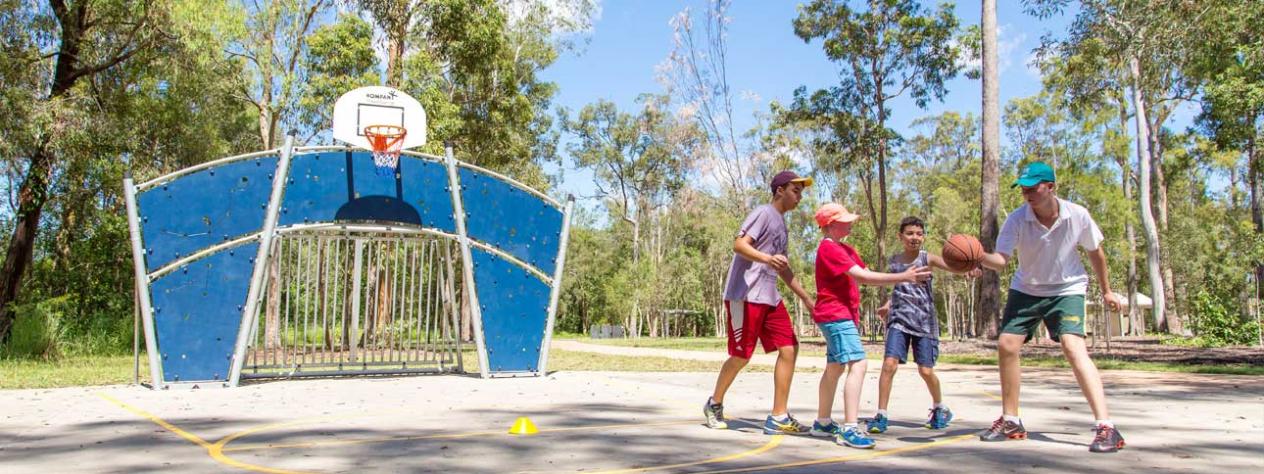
[704,171,816,435]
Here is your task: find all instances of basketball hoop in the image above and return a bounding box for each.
[363,125,407,176]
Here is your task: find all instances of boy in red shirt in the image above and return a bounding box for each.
[810,203,931,449]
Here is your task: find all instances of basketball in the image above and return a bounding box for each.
[942,234,983,272]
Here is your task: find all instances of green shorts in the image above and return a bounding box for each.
[1000,289,1086,342]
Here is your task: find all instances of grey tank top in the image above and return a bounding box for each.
[887,251,938,338]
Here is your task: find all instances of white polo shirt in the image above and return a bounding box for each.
[995,198,1104,297]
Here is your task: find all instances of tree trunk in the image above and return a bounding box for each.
[1115,97,1142,335]
[386,33,405,88]
[976,0,1002,340]
[1230,163,1240,210]
[875,91,889,274]
[1147,116,1181,333]
[266,245,281,349]
[1250,131,1262,306]
[1129,56,1168,332]
[0,151,55,343]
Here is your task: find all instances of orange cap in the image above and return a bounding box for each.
[815,203,861,228]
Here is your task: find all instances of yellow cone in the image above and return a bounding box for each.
[508,416,539,435]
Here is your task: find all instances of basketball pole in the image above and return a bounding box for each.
[539,195,575,375]
[229,135,296,387]
[445,143,490,378]
[123,166,163,389]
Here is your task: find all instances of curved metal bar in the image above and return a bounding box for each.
[284,222,552,283]
[137,149,280,191]
[293,146,446,165]
[467,239,553,284]
[274,222,460,241]
[147,234,261,281]
[155,221,553,284]
[456,161,563,209]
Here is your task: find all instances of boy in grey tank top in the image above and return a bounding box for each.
[867,217,980,434]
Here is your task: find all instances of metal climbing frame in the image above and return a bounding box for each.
[242,227,463,378]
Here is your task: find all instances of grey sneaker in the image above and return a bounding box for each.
[1089,424,1125,453]
[703,398,727,429]
[979,416,1027,441]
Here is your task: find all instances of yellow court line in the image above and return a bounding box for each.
[692,434,976,474]
[96,393,311,474]
[224,420,697,452]
[979,390,1003,401]
[587,435,784,474]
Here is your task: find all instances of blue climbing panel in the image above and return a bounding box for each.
[472,247,551,373]
[131,147,569,385]
[137,156,278,272]
[460,167,562,275]
[279,151,456,231]
[149,242,258,383]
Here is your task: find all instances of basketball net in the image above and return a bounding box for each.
[363,125,407,176]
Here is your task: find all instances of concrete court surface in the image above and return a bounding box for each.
[1,365,1261,473]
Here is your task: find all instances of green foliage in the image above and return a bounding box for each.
[1188,289,1260,347]
[298,13,379,139]
[2,297,67,359]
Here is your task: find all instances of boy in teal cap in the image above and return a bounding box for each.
[975,162,1127,453]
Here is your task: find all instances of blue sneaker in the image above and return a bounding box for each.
[763,414,809,435]
[867,413,888,434]
[837,426,876,449]
[925,407,953,429]
[810,420,842,437]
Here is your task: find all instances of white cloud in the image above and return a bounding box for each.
[997,25,1027,74]
[957,23,1029,76]
[1024,51,1043,80]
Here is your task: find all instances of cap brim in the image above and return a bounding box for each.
[1011,177,1043,188]
[838,213,860,223]
[791,177,813,187]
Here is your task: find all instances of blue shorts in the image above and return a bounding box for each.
[884,327,939,367]
[819,319,865,364]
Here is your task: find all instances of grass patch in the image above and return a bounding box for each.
[1,354,147,390]
[938,354,1264,376]
[563,336,829,356]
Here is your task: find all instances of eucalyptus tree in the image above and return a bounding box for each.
[1025,0,1223,332]
[0,0,171,343]
[978,0,1002,338]
[789,0,962,269]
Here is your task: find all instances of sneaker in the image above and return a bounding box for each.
[867,413,888,434]
[1089,425,1126,453]
[810,420,842,437]
[979,416,1027,441]
[763,414,810,435]
[925,407,954,429]
[837,426,876,449]
[703,399,727,429]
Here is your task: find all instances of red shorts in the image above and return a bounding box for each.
[725,300,798,359]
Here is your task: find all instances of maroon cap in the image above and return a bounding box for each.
[769,171,813,194]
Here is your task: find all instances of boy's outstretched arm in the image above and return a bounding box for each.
[979,251,1009,272]
[847,265,931,287]
[927,253,983,277]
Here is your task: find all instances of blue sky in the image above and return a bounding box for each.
[539,1,1200,207]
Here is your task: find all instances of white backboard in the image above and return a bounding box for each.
[333,86,427,150]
